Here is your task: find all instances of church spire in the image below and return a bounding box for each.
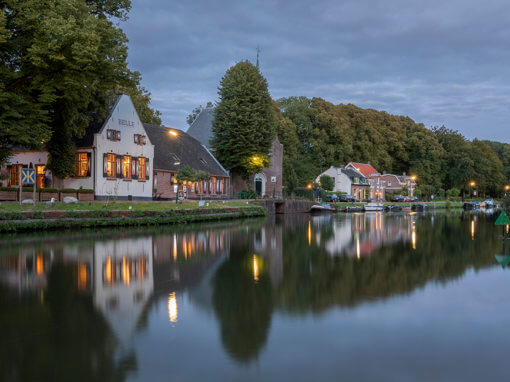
[256,46,260,69]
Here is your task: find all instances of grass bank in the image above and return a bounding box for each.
[0,201,265,232]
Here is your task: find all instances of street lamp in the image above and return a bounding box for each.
[469,181,476,199]
[410,175,417,197]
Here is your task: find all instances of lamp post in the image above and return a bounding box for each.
[469,181,476,199]
[505,185,509,196]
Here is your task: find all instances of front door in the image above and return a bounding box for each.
[255,178,263,196]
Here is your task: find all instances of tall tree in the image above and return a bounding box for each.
[211,60,276,179]
[0,0,159,176]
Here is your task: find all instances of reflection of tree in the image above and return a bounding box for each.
[277,213,500,314]
[0,264,136,382]
[212,234,273,363]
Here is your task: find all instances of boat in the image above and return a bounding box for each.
[463,202,481,210]
[364,202,384,211]
[310,203,334,213]
[483,199,495,208]
[412,204,428,211]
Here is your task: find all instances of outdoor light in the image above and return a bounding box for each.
[470,181,476,187]
[505,185,510,191]
[411,175,417,181]
[307,184,312,189]
[169,130,178,136]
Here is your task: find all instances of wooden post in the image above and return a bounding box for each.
[33,171,36,205]
[19,170,22,205]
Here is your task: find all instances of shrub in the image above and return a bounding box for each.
[40,188,59,193]
[60,188,77,193]
[21,187,34,192]
[77,188,94,194]
[446,188,461,199]
[0,186,18,191]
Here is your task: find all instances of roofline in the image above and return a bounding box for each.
[202,144,229,175]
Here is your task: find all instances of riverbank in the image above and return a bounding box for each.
[0,201,265,232]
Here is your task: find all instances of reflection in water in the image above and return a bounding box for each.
[0,212,503,380]
[168,292,178,323]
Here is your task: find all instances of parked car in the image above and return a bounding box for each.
[408,196,418,202]
[391,195,406,202]
[325,194,339,202]
[339,194,356,202]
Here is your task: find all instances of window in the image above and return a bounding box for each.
[107,153,116,178]
[107,129,121,141]
[388,181,392,187]
[134,134,147,145]
[77,153,89,177]
[123,156,131,179]
[36,165,45,189]
[138,157,146,180]
[10,164,22,185]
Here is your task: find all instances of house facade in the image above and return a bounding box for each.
[315,166,370,201]
[187,108,283,198]
[2,94,155,200]
[145,124,230,200]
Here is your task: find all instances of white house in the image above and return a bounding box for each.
[2,94,155,200]
[315,166,369,200]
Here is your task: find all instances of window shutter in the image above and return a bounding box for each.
[87,153,92,177]
[116,131,121,141]
[103,153,108,177]
[116,156,122,178]
[132,157,138,179]
[145,158,150,180]
[143,136,147,145]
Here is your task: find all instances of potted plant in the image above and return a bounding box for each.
[0,186,18,201]
[59,188,77,201]
[77,188,94,201]
[39,188,59,201]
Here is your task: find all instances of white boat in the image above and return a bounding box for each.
[310,203,334,213]
[364,202,384,211]
[483,199,495,208]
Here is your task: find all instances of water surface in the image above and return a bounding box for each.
[1,211,508,381]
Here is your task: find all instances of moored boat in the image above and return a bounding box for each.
[310,203,334,213]
[364,202,384,211]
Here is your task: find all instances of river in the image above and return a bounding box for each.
[1,211,508,381]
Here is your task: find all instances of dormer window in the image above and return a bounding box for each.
[200,158,207,165]
[170,153,180,165]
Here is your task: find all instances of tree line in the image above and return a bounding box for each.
[273,97,509,197]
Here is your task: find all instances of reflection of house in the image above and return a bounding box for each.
[325,213,411,258]
[315,166,370,200]
[187,108,283,198]
[253,221,284,287]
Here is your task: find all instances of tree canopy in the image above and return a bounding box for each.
[211,60,276,179]
[186,101,213,127]
[0,0,160,176]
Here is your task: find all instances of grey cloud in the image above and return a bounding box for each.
[123,0,510,142]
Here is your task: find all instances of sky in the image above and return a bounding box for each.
[123,0,510,142]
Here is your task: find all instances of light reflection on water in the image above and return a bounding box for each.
[0,211,508,381]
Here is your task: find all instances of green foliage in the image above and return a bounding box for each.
[0,0,159,175]
[40,188,59,193]
[446,188,461,199]
[319,175,334,191]
[177,166,210,183]
[484,140,510,183]
[187,101,213,126]
[212,61,276,180]
[413,189,422,198]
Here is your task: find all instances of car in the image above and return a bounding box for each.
[391,195,406,202]
[408,196,418,202]
[339,194,356,202]
[325,194,339,202]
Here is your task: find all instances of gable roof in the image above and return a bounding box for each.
[144,124,228,176]
[342,167,366,179]
[186,108,214,149]
[347,162,380,178]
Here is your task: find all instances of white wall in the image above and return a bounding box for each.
[315,166,352,193]
[94,95,155,200]
[2,151,49,186]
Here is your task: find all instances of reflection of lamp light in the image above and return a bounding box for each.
[471,220,475,240]
[36,254,44,275]
[253,255,259,282]
[412,222,416,250]
[356,235,360,259]
[308,221,312,246]
[168,292,178,323]
[106,257,112,284]
[122,257,130,285]
[173,234,178,262]
[78,264,87,290]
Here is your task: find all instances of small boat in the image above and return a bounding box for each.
[483,199,495,208]
[310,203,334,213]
[463,202,480,210]
[364,202,384,211]
[412,204,428,211]
[388,205,402,212]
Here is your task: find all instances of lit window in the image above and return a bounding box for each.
[138,157,146,180]
[10,164,22,185]
[123,156,131,179]
[107,154,116,178]
[77,153,88,177]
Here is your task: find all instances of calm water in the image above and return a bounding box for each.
[1,211,509,381]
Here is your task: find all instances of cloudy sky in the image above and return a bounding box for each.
[123,0,510,142]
